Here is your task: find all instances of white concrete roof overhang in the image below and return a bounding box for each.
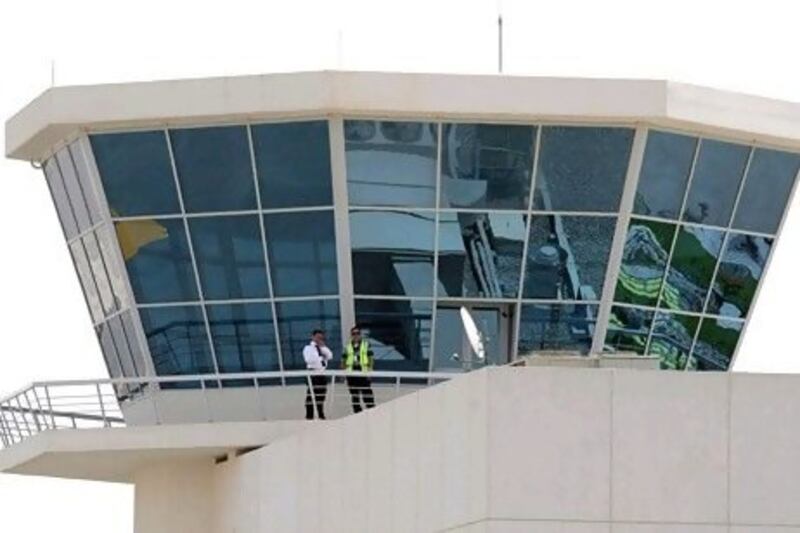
[7,70,800,162]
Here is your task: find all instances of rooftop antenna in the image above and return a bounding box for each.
[497,0,503,73]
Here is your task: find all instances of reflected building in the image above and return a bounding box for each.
[8,71,800,381]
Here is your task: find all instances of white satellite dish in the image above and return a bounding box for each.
[460,306,486,361]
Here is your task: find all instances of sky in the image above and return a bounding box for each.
[2,0,800,530]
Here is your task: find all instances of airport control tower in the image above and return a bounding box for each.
[4,72,800,532]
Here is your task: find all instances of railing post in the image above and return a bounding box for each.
[30,387,48,431]
[0,407,11,447]
[15,397,32,436]
[44,385,56,429]
[307,374,317,419]
[201,379,212,423]
[96,384,108,428]
[23,390,41,433]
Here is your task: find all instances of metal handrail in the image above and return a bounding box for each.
[0,369,459,450]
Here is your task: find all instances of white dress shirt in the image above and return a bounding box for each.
[303,341,333,371]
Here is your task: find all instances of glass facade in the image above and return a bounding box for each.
[38,123,797,385]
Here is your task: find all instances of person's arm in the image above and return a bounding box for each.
[367,348,375,371]
[302,345,314,368]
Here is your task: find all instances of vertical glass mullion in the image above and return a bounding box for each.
[428,123,443,373]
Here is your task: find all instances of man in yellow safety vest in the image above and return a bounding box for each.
[342,326,375,413]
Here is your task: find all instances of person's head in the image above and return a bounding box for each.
[350,326,362,341]
[311,329,326,345]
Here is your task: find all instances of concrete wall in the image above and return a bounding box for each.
[136,367,800,532]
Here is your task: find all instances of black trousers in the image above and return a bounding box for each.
[305,374,328,420]
[346,375,375,413]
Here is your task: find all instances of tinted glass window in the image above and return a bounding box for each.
[439,123,535,209]
[605,305,653,355]
[682,139,750,227]
[188,215,269,300]
[207,303,279,373]
[661,225,724,312]
[437,212,525,298]
[433,305,505,371]
[56,149,92,232]
[690,317,743,371]
[263,210,338,297]
[355,299,431,371]
[252,121,333,208]
[534,126,634,212]
[170,126,257,213]
[91,131,180,216]
[614,218,675,306]
[733,148,800,234]
[647,311,698,370]
[517,303,598,355]
[634,131,697,219]
[523,215,615,300]
[108,314,138,377]
[350,209,435,297]
[44,157,79,239]
[706,233,771,318]
[116,218,198,303]
[83,232,117,318]
[97,322,123,379]
[139,305,215,376]
[346,120,437,207]
[276,300,341,370]
[121,310,149,377]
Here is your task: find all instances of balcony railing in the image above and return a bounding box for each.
[0,370,457,450]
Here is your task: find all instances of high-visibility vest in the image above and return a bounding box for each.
[344,341,371,371]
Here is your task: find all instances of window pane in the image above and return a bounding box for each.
[355,299,431,371]
[433,305,505,371]
[69,240,102,323]
[534,126,634,212]
[276,300,341,370]
[661,225,724,312]
[706,233,771,318]
[116,218,198,303]
[97,225,129,310]
[440,123,535,209]
[614,218,675,306]
[44,157,79,239]
[69,141,103,225]
[91,131,180,216]
[121,310,149,377]
[170,126,256,212]
[517,303,598,355]
[634,131,697,219]
[139,305,214,376]
[647,311,698,370]
[682,139,750,227]
[437,212,525,298]
[108,314,137,377]
[523,215,615,300]
[733,148,800,234]
[252,121,333,208]
[605,305,653,355]
[189,215,269,300]
[56,148,92,232]
[350,210,435,297]
[97,322,123,379]
[264,210,338,297]
[346,120,437,207]
[84,232,117,318]
[690,317,743,371]
[207,303,279,373]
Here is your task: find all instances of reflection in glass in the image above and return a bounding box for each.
[706,233,772,318]
[534,126,634,212]
[188,216,269,300]
[206,303,279,373]
[345,120,437,207]
[690,317,743,371]
[523,215,615,300]
[633,131,697,219]
[43,157,79,239]
[116,218,198,303]
[517,303,598,355]
[355,299,431,371]
[276,300,341,370]
[139,305,215,376]
[661,226,724,312]
[682,139,750,227]
[121,310,148,378]
[252,121,333,208]
[733,148,800,234]
[83,232,117,318]
[91,131,180,216]
[614,219,675,306]
[264,210,338,297]
[439,123,535,209]
[647,311,698,370]
[605,305,653,355]
[170,126,257,212]
[433,306,505,371]
[108,314,138,377]
[69,240,103,323]
[437,212,525,298]
[350,210,435,297]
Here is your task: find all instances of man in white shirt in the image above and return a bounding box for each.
[303,329,333,420]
